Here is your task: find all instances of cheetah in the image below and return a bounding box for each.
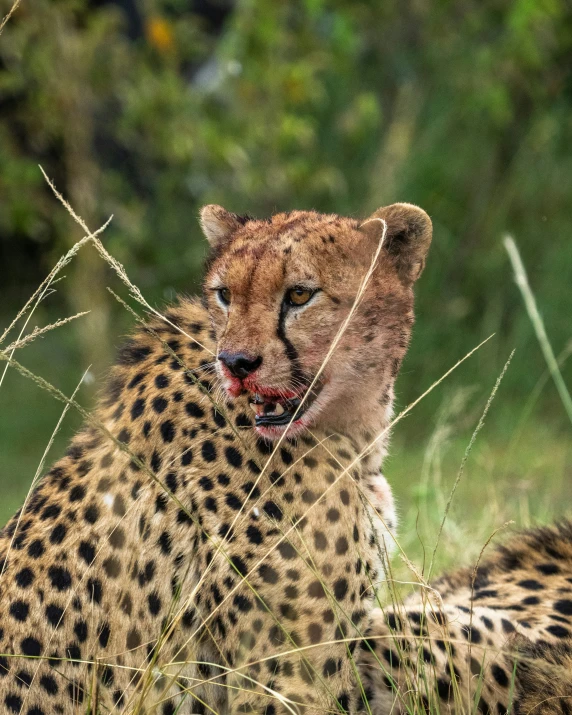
[357,521,572,714]
[0,203,432,714]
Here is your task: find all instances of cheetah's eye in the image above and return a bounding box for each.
[217,288,231,306]
[286,287,315,307]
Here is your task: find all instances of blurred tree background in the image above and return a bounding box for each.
[0,0,570,547]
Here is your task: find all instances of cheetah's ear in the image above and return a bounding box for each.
[359,203,432,283]
[199,205,250,249]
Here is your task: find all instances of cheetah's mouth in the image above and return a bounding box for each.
[247,387,320,428]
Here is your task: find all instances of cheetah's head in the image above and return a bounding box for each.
[201,204,432,439]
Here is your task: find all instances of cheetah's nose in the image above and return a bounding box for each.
[218,351,262,379]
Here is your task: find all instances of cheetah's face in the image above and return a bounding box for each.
[201,204,432,439]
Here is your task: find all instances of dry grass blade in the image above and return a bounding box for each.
[2,311,90,353]
[0,0,21,35]
[466,521,514,685]
[39,166,214,355]
[361,334,495,463]
[0,216,111,348]
[293,217,388,420]
[0,368,89,582]
[428,349,515,581]
[504,234,572,426]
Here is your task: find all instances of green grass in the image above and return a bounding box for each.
[388,417,570,577]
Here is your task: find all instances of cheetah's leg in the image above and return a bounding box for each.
[363,470,398,561]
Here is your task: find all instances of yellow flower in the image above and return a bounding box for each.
[146,17,174,53]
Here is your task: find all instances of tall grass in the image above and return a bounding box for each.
[504,235,572,426]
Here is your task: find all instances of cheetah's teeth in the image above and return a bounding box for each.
[248,394,285,417]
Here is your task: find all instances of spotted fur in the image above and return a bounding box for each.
[357,521,572,714]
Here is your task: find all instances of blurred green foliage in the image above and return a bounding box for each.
[0,0,571,526]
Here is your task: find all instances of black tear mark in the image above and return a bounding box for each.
[277,303,304,386]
